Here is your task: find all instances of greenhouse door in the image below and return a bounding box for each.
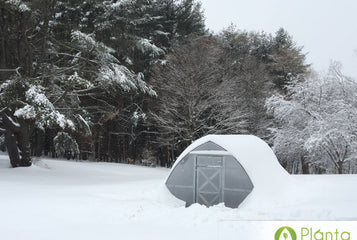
[195,155,223,206]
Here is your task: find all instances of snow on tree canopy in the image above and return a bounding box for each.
[5,0,30,12]
[71,30,118,64]
[70,31,156,96]
[14,85,74,129]
[25,85,56,109]
[132,111,146,127]
[98,64,156,96]
[266,62,357,173]
[136,38,165,57]
[134,72,157,96]
[105,0,123,10]
[13,105,36,119]
[98,64,137,92]
[67,72,93,89]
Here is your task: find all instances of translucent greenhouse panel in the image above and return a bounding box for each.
[166,152,254,208]
[197,155,223,167]
[223,155,253,207]
[193,141,227,151]
[166,154,195,204]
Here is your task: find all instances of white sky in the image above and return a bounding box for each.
[200,0,357,79]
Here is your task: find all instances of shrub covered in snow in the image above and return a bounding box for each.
[53,132,80,160]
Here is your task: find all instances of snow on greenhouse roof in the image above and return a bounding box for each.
[169,135,290,192]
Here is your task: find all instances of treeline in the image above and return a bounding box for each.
[0,0,356,174]
[0,0,205,167]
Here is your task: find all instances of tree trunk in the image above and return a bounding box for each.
[31,128,45,157]
[2,113,32,167]
[4,128,21,167]
[17,119,32,167]
[300,154,310,174]
[337,161,344,174]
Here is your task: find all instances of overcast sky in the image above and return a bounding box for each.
[200,0,357,79]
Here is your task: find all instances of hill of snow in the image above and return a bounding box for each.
[0,152,356,240]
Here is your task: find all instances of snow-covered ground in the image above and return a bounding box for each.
[0,152,357,240]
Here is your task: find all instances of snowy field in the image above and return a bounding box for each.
[1,152,357,240]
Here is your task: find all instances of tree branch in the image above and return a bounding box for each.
[0,67,21,76]
[2,114,21,133]
[53,90,68,104]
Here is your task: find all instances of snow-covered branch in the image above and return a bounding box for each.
[267,62,357,174]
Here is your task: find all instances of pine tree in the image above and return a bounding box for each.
[0,0,156,167]
[267,28,309,90]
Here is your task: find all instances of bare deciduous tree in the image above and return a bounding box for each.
[149,36,248,165]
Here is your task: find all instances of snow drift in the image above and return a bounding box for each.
[0,150,356,240]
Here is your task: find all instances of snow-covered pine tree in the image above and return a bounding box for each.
[86,0,205,162]
[0,77,75,167]
[0,0,156,167]
[95,0,205,74]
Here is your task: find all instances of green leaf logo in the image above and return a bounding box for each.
[275,226,297,240]
[283,233,288,239]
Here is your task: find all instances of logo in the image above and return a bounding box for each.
[275,226,297,240]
